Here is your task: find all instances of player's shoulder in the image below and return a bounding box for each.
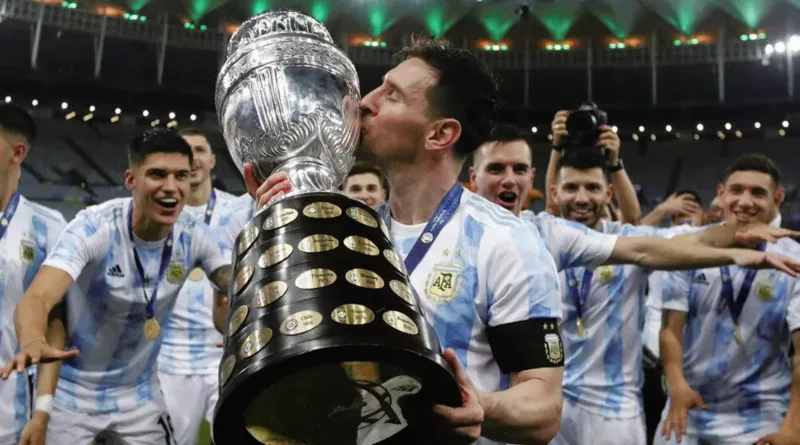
[463,190,528,232]
[75,197,128,225]
[772,237,800,258]
[18,195,67,226]
[214,188,240,204]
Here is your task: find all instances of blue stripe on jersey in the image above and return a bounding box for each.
[602,266,626,415]
[187,284,206,373]
[564,267,588,404]
[12,370,27,440]
[431,216,482,370]
[509,224,559,319]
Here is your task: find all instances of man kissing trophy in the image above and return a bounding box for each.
[213,10,460,445]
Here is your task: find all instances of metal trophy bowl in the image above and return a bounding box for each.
[213,10,461,445]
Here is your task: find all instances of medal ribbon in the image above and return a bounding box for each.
[127,201,174,320]
[0,191,21,243]
[203,190,217,225]
[383,183,463,276]
[719,243,766,328]
[565,268,594,324]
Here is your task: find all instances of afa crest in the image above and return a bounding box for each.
[596,266,615,282]
[544,333,563,365]
[19,240,35,263]
[425,262,464,304]
[756,282,774,302]
[167,262,185,284]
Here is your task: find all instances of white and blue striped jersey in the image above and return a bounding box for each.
[42,197,230,415]
[215,194,256,260]
[386,190,561,445]
[519,210,617,271]
[0,195,66,444]
[660,237,800,439]
[558,220,697,419]
[158,189,238,375]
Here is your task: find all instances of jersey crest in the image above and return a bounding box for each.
[425,261,464,304]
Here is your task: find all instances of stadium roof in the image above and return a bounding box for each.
[52,0,798,43]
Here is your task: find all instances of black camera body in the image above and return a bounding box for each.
[560,102,608,151]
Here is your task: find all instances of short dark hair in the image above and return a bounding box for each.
[474,124,535,167]
[556,147,608,181]
[178,127,207,139]
[723,153,781,187]
[394,38,499,158]
[347,162,385,183]
[128,128,193,168]
[0,103,37,145]
[672,189,703,206]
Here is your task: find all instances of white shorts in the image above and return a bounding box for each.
[549,399,646,445]
[45,399,176,445]
[158,372,218,445]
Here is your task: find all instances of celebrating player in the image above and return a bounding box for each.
[1,128,232,444]
[157,128,237,445]
[659,154,800,445]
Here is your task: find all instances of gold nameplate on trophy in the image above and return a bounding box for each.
[229,305,249,335]
[220,355,237,385]
[280,310,323,336]
[302,202,342,219]
[263,208,299,231]
[252,281,288,308]
[295,269,337,290]
[298,234,339,253]
[380,220,391,240]
[258,244,293,269]
[237,225,261,256]
[240,328,274,359]
[345,268,384,289]
[346,207,378,228]
[234,265,255,295]
[343,236,380,256]
[389,280,414,305]
[331,304,375,325]
[383,249,404,273]
[382,311,419,335]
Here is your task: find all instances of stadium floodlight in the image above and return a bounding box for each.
[725,122,732,130]
[650,134,656,141]
[696,123,704,131]
[142,110,150,117]
[115,108,122,115]
[665,125,672,132]
[789,36,800,52]
[754,121,761,129]
[4,96,10,103]
[31,99,38,107]
[531,126,537,133]
[638,125,645,132]
[61,102,68,110]
[775,41,786,53]
[765,44,775,55]
[190,114,197,121]
[169,112,176,119]
[90,105,96,112]
[783,120,790,128]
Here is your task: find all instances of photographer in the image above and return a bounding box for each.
[545,106,641,225]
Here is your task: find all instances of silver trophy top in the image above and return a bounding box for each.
[216,10,361,197]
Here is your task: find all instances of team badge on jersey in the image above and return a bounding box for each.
[425,262,464,304]
[756,282,774,302]
[167,262,185,284]
[597,265,615,282]
[544,333,563,364]
[19,240,35,263]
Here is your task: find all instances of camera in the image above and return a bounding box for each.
[561,101,608,150]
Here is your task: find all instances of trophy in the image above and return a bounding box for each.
[213,10,461,445]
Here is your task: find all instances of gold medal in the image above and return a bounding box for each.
[734,325,743,345]
[144,318,161,341]
[576,318,586,337]
[189,267,204,281]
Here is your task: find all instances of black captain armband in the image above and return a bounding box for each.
[486,318,564,373]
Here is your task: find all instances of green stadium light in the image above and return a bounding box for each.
[690,38,699,44]
[749,33,758,40]
[200,25,207,31]
[759,32,767,39]
[379,42,387,48]
[500,44,508,51]
[546,44,554,50]
[740,34,749,41]
[674,39,682,46]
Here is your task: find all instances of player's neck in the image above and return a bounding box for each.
[186,180,212,207]
[387,159,459,226]
[130,203,172,242]
[0,169,20,212]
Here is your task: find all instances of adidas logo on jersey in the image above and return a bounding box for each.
[107,264,124,278]
[692,273,709,285]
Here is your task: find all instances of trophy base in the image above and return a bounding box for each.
[213,337,461,445]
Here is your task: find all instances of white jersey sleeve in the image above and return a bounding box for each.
[660,269,692,313]
[189,221,230,275]
[43,209,111,280]
[788,278,800,333]
[522,212,617,271]
[484,223,562,325]
[214,195,255,259]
